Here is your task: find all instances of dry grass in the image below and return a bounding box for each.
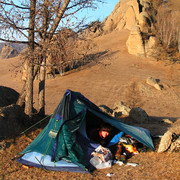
[0,127,180,180]
[168,0,180,10]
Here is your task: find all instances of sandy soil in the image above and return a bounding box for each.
[0,29,180,179]
[1,30,180,125]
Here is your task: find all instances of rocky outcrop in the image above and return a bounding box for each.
[103,0,140,33]
[101,0,159,59]
[0,45,18,59]
[126,26,145,57]
[158,119,180,153]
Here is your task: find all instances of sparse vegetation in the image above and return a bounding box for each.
[124,80,144,108]
[151,0,180,62]
[0,0,180,179]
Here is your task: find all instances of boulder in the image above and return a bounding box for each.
[157,130,180,153]
[113,102,131,116]
[129,107,150,123]
[0,86,19,108]
[0,104,26,138]
[146,77,162,90]
[126,26,145,57]
[168,137,180,152]
[0,45,18,59]
[157,131,173,153]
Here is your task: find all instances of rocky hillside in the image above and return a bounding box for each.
[87,0,180,60]
[0,45,18,59]
[0,43,26,59]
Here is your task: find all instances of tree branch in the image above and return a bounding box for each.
[0,37,40,47]
[48,0,71,40]
[0,1,29,10]
[0,37,28,44]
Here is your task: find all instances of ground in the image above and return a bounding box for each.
[0,29,180,179]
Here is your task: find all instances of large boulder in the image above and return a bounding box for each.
[126,26,145,57]
[158,119,180,153]
[157,131,173,153]
[0,86,19,108]
[0,104,26,138]
[0,45,18,59]
[129,107,150,123]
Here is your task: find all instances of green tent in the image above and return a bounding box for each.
[17,89,154,173]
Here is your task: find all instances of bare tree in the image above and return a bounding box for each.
[0,0,103,117]
[156,6,179,51]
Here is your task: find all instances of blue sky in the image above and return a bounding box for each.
[79,0,119,23]
[0,0,119,42]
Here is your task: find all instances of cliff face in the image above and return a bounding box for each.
[102,0,180,59]
[99,0,157,58]
[103,0,153,33]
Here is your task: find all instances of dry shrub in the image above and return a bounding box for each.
[45,28,95,75]
[156,6,179,55]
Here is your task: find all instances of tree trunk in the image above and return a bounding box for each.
[38,57,46,116]
[24,0,36,117]
[25,59,34,116]
[16,61,40,107]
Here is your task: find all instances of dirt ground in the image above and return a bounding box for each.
[0,29,180,179]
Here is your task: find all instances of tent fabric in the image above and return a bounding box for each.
[19,152,86,172]
[17,89,154,173]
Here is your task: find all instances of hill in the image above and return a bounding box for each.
[0,2,180,179]
[0,29,180,131]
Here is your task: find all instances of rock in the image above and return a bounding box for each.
[161,119,173,124]
[99,105,113,115]
[0,86,19,108]
[126,26,145,57]
[146,77,162,90]
[146,76,157,86]
[154,83,162,90]
[138,12,151,33]
[157,131,173,153]
[129,107,150,123]
[145,36,158,59]
[168,137,180,152]
[113,102,131,116]
[103,0,140,33]
[0,104,26,138]
[140,0,151,10]
[0,45,18,59]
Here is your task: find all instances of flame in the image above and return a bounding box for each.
[122,143,139,154]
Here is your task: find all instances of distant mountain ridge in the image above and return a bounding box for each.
[0,42,26,54]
